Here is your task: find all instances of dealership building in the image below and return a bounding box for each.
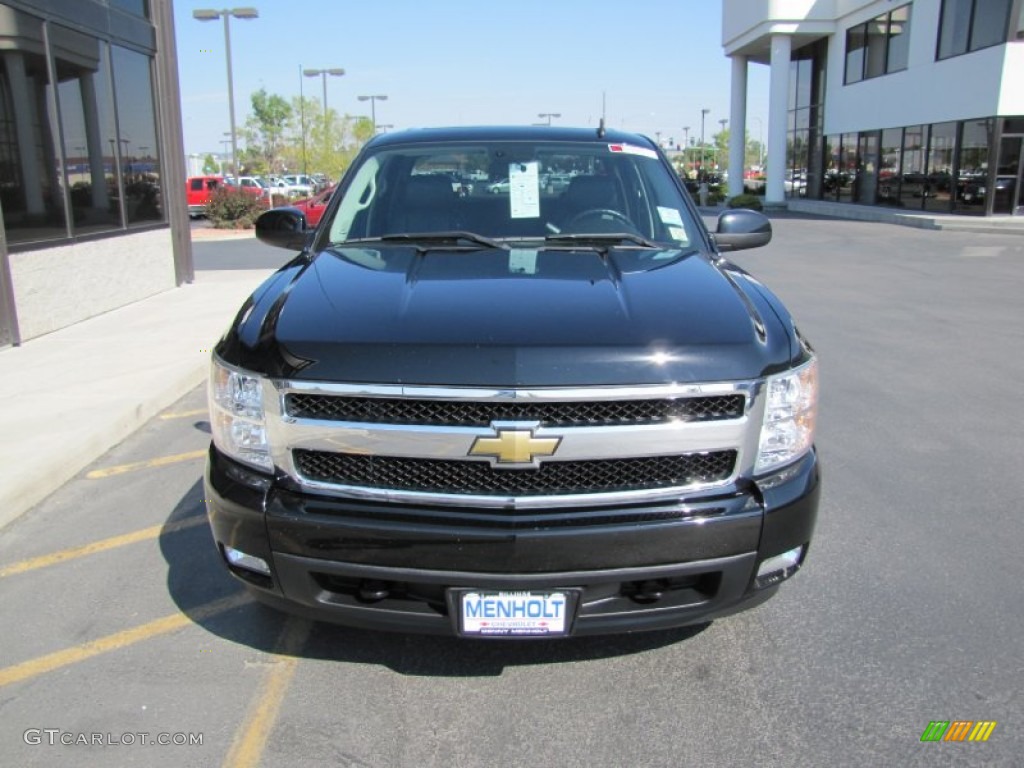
[723,0,1024,216]
[0,0,190,347]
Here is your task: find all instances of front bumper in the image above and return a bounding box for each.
[204,446,819,637]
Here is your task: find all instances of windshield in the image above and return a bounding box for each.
[325,139,699,247]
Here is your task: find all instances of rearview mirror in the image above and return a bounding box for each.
[714,209,772,252]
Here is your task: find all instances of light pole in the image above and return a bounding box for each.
[193,8,258,185]
[357,94,388,133]
[682,127,690,174]
[700,108,710,179]
[304,68,346,141]
[538,112,561,126]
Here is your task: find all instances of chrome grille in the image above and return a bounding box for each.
[285,393,746,426]
[293,449,737,496]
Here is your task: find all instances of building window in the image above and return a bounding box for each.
[0,3,164,246]
[0,7,67,244]
[954,119,992,214]
[845,5,912,84]
[937,0,1014,59]
[111,46,162,225]
[51,24,122,235]
[878,128,903,206]
[109,0,149,19]
[925,122,957,212]
[899,125,929,210]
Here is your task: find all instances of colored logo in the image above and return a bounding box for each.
[468,426,561,467]
[920,721,997,742]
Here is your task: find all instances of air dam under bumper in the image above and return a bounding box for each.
[204,447,819,636]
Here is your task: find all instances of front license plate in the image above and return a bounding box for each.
[456,590,575,638]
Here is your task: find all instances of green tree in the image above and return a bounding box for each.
[202,153,220,174]
[243,88,293,173]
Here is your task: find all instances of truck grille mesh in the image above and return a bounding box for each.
[293,449,737,496]
[286,394,746,426]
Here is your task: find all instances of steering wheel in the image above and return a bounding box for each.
[564,208,636,232]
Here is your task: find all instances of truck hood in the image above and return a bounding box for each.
[226,245,795,386]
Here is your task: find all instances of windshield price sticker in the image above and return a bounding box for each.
[459,591,570,636]
[509,162,541,219]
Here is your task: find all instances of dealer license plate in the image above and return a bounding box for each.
[456,590,574,637]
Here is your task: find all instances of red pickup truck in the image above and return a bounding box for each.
[186,175,223,217]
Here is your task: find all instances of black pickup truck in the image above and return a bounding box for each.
[205,125,820,638]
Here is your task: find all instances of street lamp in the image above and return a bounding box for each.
[376,124,394,133]
[700,108,708,180]
[682,126,690,174]
[304,67,346,138]
[538,112,561,126]
[193,8,258,184]
[357,94,388,133]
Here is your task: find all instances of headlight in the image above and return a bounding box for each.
[755,357,818,475]
[209,357,273,472]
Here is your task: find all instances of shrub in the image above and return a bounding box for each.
[727,194,764,211]
[205,186,267,228]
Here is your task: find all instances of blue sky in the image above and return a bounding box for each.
[174,0,769,157]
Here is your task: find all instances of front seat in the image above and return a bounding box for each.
[395,175,459,233]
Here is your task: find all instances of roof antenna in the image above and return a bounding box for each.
[597,117,606,139]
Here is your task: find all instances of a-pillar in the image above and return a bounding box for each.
[728,54,747,198]
[766,34,791,205]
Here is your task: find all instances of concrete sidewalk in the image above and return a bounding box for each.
[0,253,272,529]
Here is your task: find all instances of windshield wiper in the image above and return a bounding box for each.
[543,232,661,249]
[337,232,507,252]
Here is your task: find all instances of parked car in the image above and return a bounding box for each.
[289,184,335,227]
[225,176,269,199]
[208,125,820,638]
[185,175,223,217]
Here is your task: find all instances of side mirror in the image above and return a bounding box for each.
[255,207,309,250]
[714,209,772,252]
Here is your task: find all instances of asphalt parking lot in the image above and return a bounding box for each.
[1,216,1022,767]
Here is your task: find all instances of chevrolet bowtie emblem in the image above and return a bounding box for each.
[469,427,561,467]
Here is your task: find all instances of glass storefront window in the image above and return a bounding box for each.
[823,136,840,201]
[955,119,992,214]
[838,134,857,203]
[878,128,902,206]
[856,132,879,205]
[111,46,162,225]
[0,7,67,244]
[925,121,957,212]
[900,125,928,210]
[51,24,121,235]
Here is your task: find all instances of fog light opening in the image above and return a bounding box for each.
[223,544,271,576]
[755,545,804,589]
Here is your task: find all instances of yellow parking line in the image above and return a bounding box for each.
[0,592,251,689]
[223,618,311,768]
[0,516,208,579]
[86,449,207,479]
[159,408,208,420]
